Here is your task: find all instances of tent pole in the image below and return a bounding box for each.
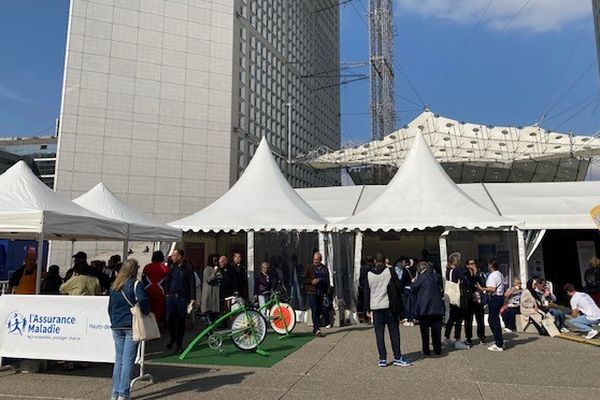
[35,232,44,294]
[122,225,130,260]
[122,240,129,261]
[516,229,528,284]
[439,230,449,278]
[353,231,363,298]
[246,231,255,299]
[70,240,75,269]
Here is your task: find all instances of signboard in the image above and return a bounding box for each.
[590,205,600,229]
[0,295,114,363]
[576,241,597,287]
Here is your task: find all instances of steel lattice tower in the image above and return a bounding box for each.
[593,0,600,80]
[369,0,396,140]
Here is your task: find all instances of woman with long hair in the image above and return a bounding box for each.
[108,259,150,400]
[520,278,546,331]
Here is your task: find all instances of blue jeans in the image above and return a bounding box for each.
[307,293,329,333]
[549,308,566,329]
[487,295,504,348]
[112,329,138,399]
[566,315,600,333]
[401,287,414,321]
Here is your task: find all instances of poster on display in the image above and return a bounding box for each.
[0,295,114,363]
[528,247,545,279]
[576,241,597,287]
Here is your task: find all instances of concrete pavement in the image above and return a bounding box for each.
[1,323,599,400]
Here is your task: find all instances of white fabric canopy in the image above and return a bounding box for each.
[482,181,599,230]
[169,137,327,232]
[331,132,516,231]
[0,161,127,240]
[74,183,181,241]
[296,182,599,230]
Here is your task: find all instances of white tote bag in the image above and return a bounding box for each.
[444,269,461,307]
[121,281,161,342]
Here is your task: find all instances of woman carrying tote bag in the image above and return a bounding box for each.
[108,259,150,400]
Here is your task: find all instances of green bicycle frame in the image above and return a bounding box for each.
[179,302,268,360]
[256,292,293,338]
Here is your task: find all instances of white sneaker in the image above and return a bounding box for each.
[454,341,470,350]
[584,329,598,340]
[560,327,570,333]
[325,324,332,329]
[503,328,513,333]
[487,344,504,352]
[408,321,415,327]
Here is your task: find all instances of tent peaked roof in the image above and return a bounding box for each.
[333,132,516,231]
[0,161,128,240]
[169,137,327,232]
[74,183,181,241]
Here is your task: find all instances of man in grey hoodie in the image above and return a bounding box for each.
[364,253,413,368]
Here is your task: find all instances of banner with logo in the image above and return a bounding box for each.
[0,295,115,363]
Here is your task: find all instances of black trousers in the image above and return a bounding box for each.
[488,295,504,348]
[444,304,464,340]
[419,315,442,355]
[166,295,187,348]
[372,308,401,360]
[464,301,485,341]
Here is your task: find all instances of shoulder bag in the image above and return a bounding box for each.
[444,269,461,307]
[121,280,161,342]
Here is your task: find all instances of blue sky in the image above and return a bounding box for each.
[0,0,598,146]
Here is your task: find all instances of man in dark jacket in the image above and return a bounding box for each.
[363,253,412,367]
[163,249,196,352]
[413,261,445,356]
[230,252,247,300]
[304,251,330,336]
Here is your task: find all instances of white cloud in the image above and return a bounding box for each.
[395,0,591,33]
[0,83,31,104]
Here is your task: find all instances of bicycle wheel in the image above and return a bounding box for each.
[269,302,296,335]
[231,310,267,351]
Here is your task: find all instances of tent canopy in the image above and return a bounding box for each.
[296,181,599,230]
[169,137,327,232]
[74,183,181,241]
[330,132,516,231]
[0,161,128,240]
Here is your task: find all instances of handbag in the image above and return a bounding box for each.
[121,280,161,342]
[444,269,461,307]
[542,313,560,337]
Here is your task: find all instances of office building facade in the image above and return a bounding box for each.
[52,0,340,264]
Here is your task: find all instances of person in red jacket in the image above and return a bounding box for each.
[142,251,169,325]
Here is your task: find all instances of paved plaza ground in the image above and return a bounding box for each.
[1,323,599,400]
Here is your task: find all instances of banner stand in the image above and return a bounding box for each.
[131,341,153,390]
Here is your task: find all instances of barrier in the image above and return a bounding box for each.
[0,295,153,388]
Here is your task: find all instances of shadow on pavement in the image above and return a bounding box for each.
[133,371,254,400]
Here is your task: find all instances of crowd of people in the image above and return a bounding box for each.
[5,246,600,393]
[358,251,600,367]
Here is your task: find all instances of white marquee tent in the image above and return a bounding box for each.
[169,137,327,232]
[0,161,128,292]
[296,182,600,230]
[332,131,516,232]
[74,183,182,242]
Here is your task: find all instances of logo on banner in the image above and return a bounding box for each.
[6,312,27,336]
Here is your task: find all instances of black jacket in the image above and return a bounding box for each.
[363,263,403,316]
[412,268,445,317]
[40,274,62,294]
[163,261,196,302]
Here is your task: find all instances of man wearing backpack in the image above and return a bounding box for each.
[364,253,413,368]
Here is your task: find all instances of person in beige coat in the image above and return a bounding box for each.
[519,279,546,330]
